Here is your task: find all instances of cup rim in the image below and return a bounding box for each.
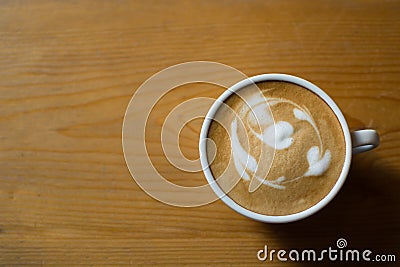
[199,73,352,223]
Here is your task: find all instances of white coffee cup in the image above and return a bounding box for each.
[199,74,379,223]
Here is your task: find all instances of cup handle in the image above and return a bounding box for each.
[351,129,380,154]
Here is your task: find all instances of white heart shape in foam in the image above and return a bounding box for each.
[261,121,294,150]
[305,146,331,177]
[293,108,309,121]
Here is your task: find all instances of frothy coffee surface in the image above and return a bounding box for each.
[207,81,345,215]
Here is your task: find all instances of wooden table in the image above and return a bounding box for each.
[1,1,399,266]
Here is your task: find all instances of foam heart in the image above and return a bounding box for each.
[305,147,331,177]
[260,121,294,150]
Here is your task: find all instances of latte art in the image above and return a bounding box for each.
[207,81,346,215]
[230,92,332,190]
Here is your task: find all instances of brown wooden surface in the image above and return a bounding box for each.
[0,0,399,266]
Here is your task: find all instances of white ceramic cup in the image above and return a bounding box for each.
[199,74,380,223]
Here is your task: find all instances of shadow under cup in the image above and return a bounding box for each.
[199,74,378,223]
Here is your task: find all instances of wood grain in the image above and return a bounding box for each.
[0,0,399,266]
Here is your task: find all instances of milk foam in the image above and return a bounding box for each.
[230,92,331,190]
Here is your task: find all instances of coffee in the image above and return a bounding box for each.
[206,81,346,215]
